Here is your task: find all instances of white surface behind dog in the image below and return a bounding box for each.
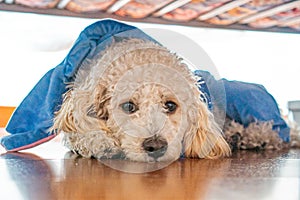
[0,11,300,116]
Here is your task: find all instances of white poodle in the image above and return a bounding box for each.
[51,39,231,162]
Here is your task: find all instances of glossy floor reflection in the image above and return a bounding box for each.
[0,137,299,200]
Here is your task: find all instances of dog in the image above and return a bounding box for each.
[51,38,231,162]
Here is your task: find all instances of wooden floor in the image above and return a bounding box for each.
[0,130,299,200]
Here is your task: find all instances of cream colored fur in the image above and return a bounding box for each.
[223,118,300,151]
[52,39,231,162]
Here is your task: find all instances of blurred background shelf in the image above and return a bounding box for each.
[1,0,300,34]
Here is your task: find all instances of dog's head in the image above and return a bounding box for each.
[52,39,231,162]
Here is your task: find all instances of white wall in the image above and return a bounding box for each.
[1,11,300,116]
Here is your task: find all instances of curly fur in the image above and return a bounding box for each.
[223,119,285,150]
[52,39,231,162]
[223,117,300,151]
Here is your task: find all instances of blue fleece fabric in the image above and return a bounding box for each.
[0,19,290,151]
[196,70,290,142]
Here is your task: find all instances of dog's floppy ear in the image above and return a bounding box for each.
[87,85,109,120]
[184,104,231,159]
[52,89,76,133]
[52,84,110,133]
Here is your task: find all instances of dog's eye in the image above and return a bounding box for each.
[164,101,177,113]
[121,102,138,114]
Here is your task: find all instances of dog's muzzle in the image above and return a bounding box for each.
[142,135,168,159]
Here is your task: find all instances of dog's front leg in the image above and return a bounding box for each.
[62,131,123,159]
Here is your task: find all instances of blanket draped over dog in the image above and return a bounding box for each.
[1,19,290,152]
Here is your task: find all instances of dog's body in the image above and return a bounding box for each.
[52,39,231,162]
[51,37,298,162]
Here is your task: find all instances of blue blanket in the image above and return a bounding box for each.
[196,70,290,142]
[0,19,290,151]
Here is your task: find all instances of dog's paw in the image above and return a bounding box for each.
[97,149,126,160]
[62,131,122,158]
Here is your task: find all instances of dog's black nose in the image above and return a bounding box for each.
[142,135,168,159]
